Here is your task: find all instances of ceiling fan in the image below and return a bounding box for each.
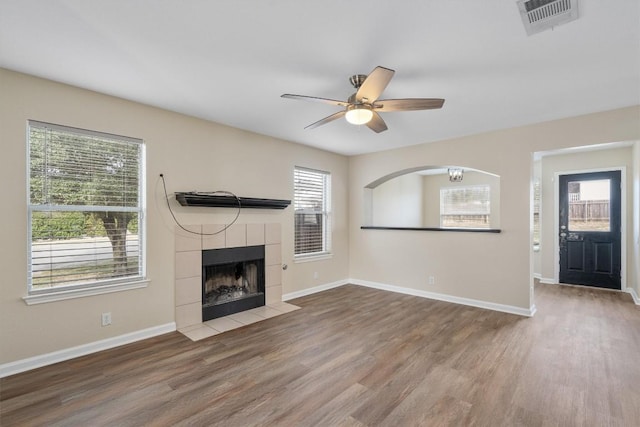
[281,66,445,133]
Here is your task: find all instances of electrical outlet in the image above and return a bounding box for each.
[428,276,435,285]
[101,312,112,326]
[313,272,319,279]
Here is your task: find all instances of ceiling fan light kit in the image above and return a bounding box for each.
[345,104,373,125]
[282,66,445,133]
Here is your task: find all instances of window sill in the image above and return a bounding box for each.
[294,253,333,263]
[23,279,149,305]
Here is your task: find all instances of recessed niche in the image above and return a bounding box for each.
[363,166,501,231]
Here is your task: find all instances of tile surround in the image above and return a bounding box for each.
[174,223,284,332]
[174,276,201,306]
[181,302,301,341]
[202,224,226,250]
[174,251,201,279]
[225,223,247,248]
[265,285,283,305]
[247,223,265,246]
[204,316,245,332]
[174,225,202,252]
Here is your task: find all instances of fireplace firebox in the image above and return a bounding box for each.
[202,245,265,321]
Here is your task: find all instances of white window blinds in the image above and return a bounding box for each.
[28,121,145,292]
[440,185,490,228]
[294,167,331,256]
[533,179,541,246]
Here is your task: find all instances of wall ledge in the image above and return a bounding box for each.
[361,226,501,233]
[0,322,176,378]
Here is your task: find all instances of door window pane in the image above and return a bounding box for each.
[568,179,610,231]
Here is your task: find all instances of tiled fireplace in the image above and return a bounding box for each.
[174,223,283,330]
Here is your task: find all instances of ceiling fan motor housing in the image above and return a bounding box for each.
[349,74,368,89]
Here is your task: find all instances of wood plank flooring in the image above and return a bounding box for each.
[1,283,639,426]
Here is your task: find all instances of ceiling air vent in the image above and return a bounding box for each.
[517,0,579,36]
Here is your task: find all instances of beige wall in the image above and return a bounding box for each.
[0,69,349,364]
[371,172,424,227]
[348,107,640,310]
[538,147,635,288]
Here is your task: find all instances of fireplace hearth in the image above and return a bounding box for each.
[202,245,265,321]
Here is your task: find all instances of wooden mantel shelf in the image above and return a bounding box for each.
[175,192,291,209]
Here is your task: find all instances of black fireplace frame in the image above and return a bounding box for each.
[202,245,265,321]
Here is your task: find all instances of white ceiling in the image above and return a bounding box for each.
[1,1,638,156]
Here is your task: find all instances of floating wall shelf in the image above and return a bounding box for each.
[361,226,501,233]
[175,192,291,209]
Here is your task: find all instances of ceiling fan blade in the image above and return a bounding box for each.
[281,94,348,107]
[356,66,395,103]
[366,111,388,133]
[305,110,346,130]
[374,98,445,112]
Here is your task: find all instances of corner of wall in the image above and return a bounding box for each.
[632,141,640,297]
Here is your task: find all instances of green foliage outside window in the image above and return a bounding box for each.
[31,212,139,240]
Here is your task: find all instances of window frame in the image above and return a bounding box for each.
[439,184,491,229]
[293,166,332,261]
[25,121,147,304]
[533,179,541,250]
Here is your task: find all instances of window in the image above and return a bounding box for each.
[440,185,490,228]
[567,179,610,232]
[533,179,541,249]
[28,121,145,295]
[294,167,331,258]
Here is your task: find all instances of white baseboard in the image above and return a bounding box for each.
[628,287,640,305]
[5,276,542,377]
[282,279,348,301]
[0,322,176,378]
[350,279,536,317]
[533,273,542,280]
[539,277,557,285]
[283,278,535,317]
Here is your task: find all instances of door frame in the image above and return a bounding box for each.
[553,167,627,289]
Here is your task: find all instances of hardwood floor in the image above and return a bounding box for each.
[1,283,639,426]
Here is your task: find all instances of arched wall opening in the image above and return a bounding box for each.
[363,166,500,230]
